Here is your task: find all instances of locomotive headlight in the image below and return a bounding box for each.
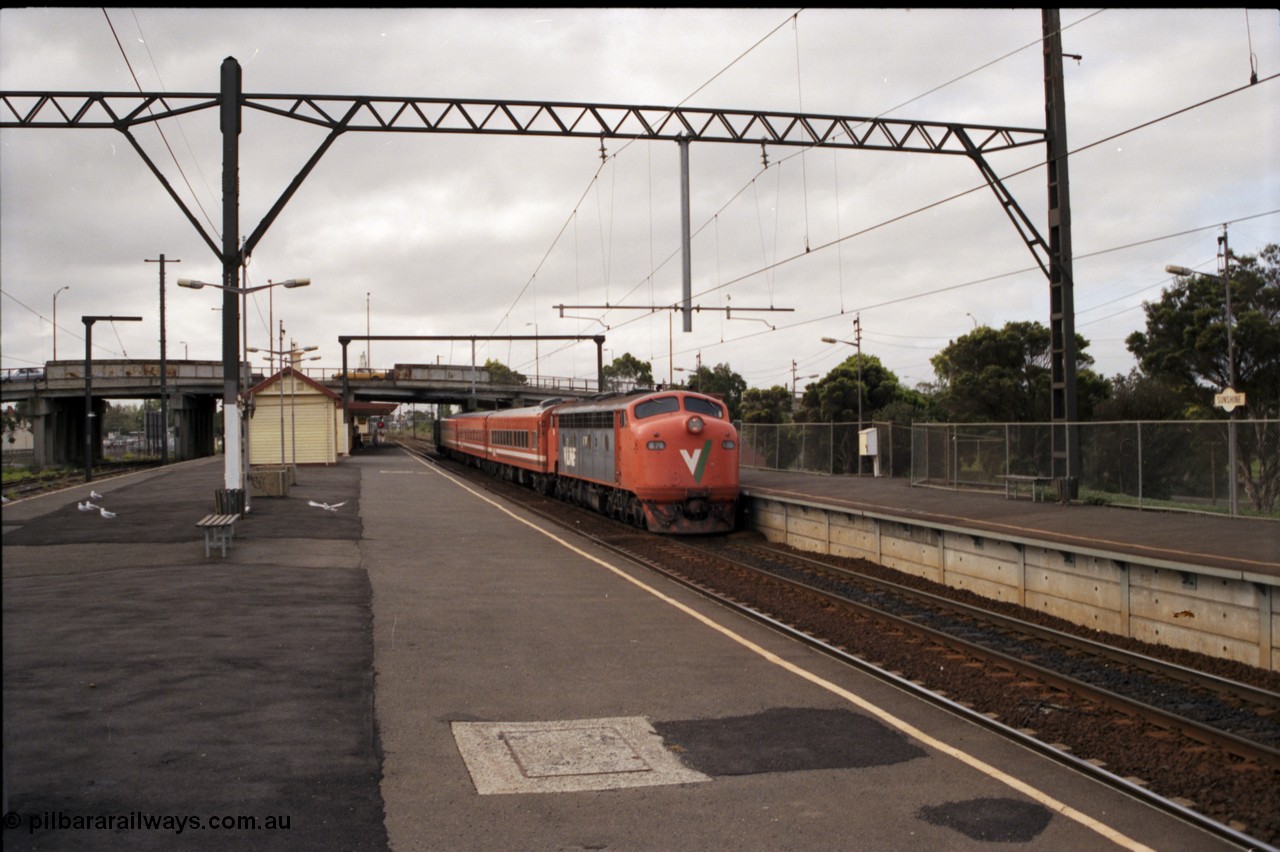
[687,416,704,434]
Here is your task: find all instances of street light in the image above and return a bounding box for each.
[526,322,540,386]
[823,316,865,474]
[177,276,311,509]
[52,286,69,360]
[1165,263,1240,515]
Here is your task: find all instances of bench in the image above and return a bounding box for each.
[998,474,1055,502]
[196,513,240,558]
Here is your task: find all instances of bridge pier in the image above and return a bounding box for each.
[30,395,104,469]
[171,393,218,461]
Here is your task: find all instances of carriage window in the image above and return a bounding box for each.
[634,396,680,419]
[684,397,725,418]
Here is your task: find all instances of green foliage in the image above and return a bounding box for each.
[797,353,905,424]
[929,321,1109,422]
[1127,243,1279,418]
[740,386,792,424]
[1092,369,1189,421]
[483,358,526,386]
[679,362,747,421]
[1125,245,1280,512]
[3,401,30,445]
[602,352,654,391]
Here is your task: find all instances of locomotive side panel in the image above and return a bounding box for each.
[556,409,617,485]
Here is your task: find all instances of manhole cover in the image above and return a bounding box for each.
[453,717,710,795]
[502,725,651,777]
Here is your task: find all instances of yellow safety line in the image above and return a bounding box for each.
[406,451,1154,851]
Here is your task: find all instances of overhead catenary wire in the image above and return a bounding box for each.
[101,9,220,243]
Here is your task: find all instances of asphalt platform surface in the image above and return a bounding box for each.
[2,449,1251,851]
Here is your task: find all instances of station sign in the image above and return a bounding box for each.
[1214,388,1246,412]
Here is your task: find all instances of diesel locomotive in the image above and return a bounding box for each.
[435,389,739,534]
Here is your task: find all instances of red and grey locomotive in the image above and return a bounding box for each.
[435,389,739,534]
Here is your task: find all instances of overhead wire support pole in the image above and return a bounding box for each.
[1043,9,1080,484]
[220,57,244,502]
[679,135,692,333]
[145,253,180,465]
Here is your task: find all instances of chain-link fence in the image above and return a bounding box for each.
[909,419,1279,519]
[738,421,913,478]
[740,419,1279,519]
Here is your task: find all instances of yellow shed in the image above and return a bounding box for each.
[247,367,346,465]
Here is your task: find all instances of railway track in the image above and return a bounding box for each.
[401,439,1280,846]
[1,461,160,501]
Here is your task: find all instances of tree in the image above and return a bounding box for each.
[1092,369,1189,421]
[3,402,30,446]
[1127,243,1279,418]
[929,321,1109,422]
[483,358,526,386]
[602,352,653,392]
[680,362,747,421]
[797,353,904,423]
[740,386,792,424]
[1127,244,1280,511]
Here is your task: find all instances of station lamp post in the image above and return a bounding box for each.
[1165,263,1240,515]
[177,276,310,510]
[52,286,70,361]
[823,320,865,475]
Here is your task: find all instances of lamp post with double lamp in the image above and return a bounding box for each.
[177,277,310,512]
[1165,263,1241,515]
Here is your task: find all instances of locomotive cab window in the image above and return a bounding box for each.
[684,397,725,418]
[634,396,679,420]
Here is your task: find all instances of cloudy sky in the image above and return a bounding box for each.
[2,8,1277,398]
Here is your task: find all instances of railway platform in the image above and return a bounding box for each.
[0,449,1254,850]
[740,469,1279,577]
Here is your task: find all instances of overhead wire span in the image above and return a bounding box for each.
[101,9,219,242]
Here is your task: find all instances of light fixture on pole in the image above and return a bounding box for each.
[52,286,70,361]
[822,314,865,474]
[177,276,311,507]
[1165,261,1241,515]
[146,254,180,465]
[247,335,319,467]
[525,322,540,386]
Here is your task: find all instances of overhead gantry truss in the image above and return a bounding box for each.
[1,91,1045,155]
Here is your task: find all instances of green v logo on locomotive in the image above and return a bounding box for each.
[679,440,713,483]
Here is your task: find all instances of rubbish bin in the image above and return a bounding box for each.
[1054,477,1078,504]
[215,488,245,515]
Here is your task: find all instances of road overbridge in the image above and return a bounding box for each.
[2,360,605,469]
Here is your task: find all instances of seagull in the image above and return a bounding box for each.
[90,490,104,501]
[99,507,116,519]
[308,500,347,513]
[78,501,99,512]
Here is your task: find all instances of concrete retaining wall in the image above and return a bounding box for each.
[747,495,1278,672]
